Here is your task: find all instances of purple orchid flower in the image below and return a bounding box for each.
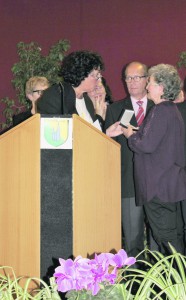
[112,249,136,267]
[54,249,136,295]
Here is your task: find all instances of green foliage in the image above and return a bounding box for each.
[1,245,186,299]
[66,283,130,300]
[0,39,70,130]
[177,51,186,69]
[124,244,186,299]
[0,97,21,129]
[65,245,186,299]
[0,266,61,299]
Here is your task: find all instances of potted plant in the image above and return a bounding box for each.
[0,266,61,299]
[0,39,70,130]
[53,249,136,300]
[1,245,185,299]
[53,245,186,299]
[124,244,186,299]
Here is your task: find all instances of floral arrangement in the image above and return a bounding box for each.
[1,245,185,299]
[54,249,136,299]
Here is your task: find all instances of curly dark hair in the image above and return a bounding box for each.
[60,50,104,87]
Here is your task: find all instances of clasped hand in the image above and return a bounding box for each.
[106,122,136,138]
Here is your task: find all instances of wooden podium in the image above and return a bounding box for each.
[0,114,121,280]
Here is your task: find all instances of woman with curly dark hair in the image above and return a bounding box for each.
[37,50,105,128]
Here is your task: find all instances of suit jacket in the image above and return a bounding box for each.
[104,96,154,198]
[176,101,186,154]
[37,82,101,124]
[128,101,186,205]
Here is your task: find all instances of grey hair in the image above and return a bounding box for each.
[148,64,182,101]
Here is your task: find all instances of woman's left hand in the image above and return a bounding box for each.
[122,125,136,138]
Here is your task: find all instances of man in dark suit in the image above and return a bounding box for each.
[105,61,154,257]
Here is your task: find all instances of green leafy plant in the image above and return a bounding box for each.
[65,283,128,300]
[1,245,186,299]
[177,51,186,69]
[54,245,186,299]
[124,244,186,299]
[0,39,70,130]
[0,266,61,299]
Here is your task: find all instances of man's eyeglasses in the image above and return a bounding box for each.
[125,75,147,83]
[32,90,45,95]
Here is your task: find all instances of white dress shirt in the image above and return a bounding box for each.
[76,97,93,124]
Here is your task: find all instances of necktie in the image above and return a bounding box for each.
[136,100,144,126]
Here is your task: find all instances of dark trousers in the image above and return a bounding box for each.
[181,200,186,254]
[122,197,159,257]
[122,197,144,257]
[144,197,184,255]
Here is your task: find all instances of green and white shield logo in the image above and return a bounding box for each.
[44,119,69,147]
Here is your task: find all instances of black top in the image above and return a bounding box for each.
[0,109,32,134]
[37,82,104,128]
[13,110,32,126]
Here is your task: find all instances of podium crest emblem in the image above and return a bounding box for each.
[44,119,69,147]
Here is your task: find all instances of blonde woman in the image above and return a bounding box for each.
[13,76,49,126]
